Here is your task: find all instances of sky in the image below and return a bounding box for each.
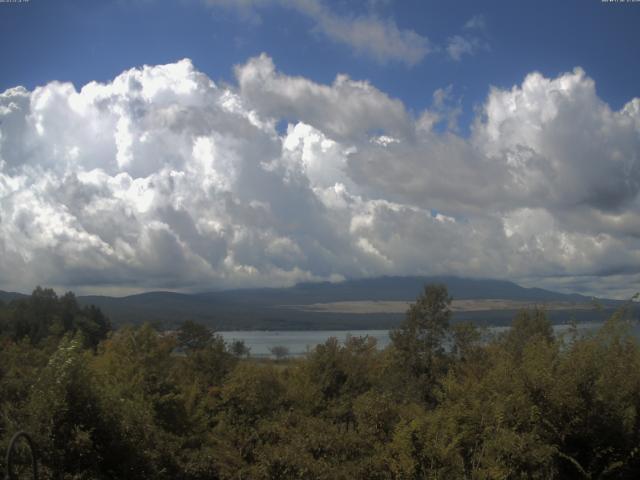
[1,0,639,298]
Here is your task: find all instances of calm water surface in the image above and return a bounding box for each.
[220,322,626,357]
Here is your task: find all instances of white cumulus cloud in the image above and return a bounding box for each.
[1,57,639,297]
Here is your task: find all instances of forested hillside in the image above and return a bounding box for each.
[1,286,640,479]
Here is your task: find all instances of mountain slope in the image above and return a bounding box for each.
[0,290,27,304]
[201,276,593,304]
[81,276,616,329]
[1,276,624,330]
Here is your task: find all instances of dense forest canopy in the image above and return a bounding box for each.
[1,285,639,479]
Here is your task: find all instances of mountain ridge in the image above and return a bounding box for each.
[1,276,626,330]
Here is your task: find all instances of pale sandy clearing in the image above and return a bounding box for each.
[282,299,594,315]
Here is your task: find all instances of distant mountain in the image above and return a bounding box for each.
[205,276,594,304]
[1,277,627,331]
[0,290,27,304]
[78,276,623,330]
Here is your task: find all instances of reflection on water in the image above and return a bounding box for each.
[220,322,632,358]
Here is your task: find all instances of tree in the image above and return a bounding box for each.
[180,333,237,389]
[218,362,286,426]
[390,284,452,405]
[502,308,554,359]
[230,339,251,358]
[270,345,290,361]
[451,321,481,359]
[177,320,213,351]
[2,288,111,347]
[74,303,112,349]
[26,334,111,478]
[8,287,59,344]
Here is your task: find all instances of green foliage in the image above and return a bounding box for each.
[389,283,452,405]
[502,307,554,358]
[177,320,213,352]
[230,339,251,358]
[0,287,111,348]
[2,285,640,479]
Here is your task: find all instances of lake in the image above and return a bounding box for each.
[219,322,625,357]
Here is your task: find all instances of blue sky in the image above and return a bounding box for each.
[1,0,640,298]
[2,0,639,131]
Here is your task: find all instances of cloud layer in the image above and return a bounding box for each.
[1,57,639,296]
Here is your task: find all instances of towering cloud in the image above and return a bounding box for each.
[1,58,639,296]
